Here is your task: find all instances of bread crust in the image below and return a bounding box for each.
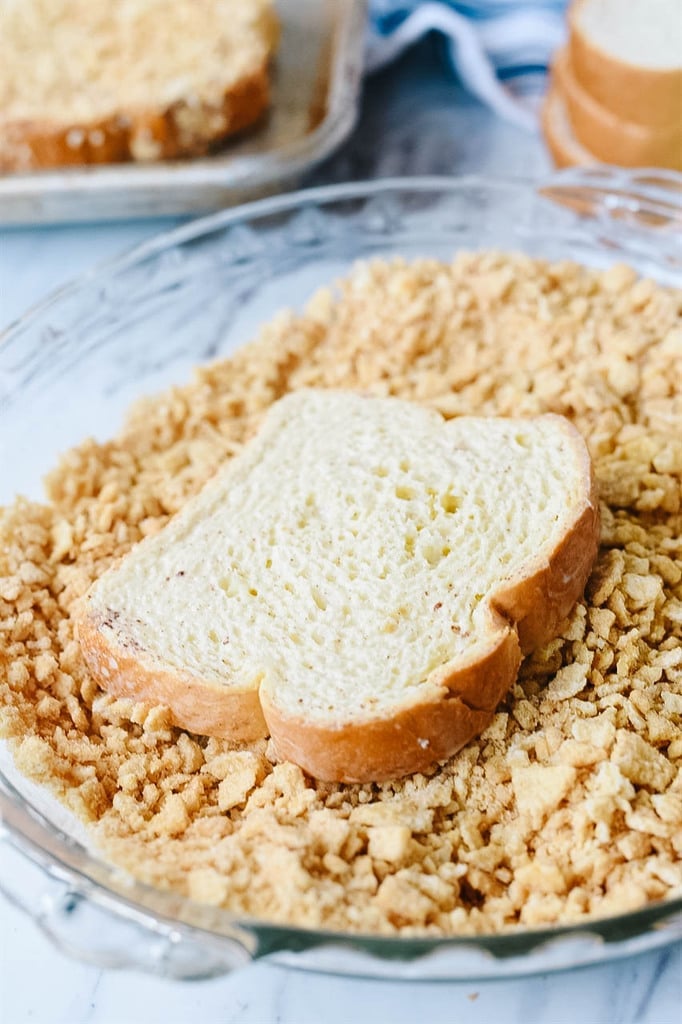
[568,0,682,130]
[0,65,270,173]
[76,411,599,782]
[552,48,682,170]
[541,87,596,169]
[76,610,268,742]
[261,625,521,783]
[492,417,600,653]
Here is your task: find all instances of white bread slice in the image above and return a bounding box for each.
[552,48,682,170]
[0,0,278,172]
[76,390,599,783]
[542,87,598,168]
[568,0,682,130]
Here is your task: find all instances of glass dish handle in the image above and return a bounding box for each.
[0,826,253,979]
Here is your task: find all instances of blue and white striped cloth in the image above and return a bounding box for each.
[367,1,568,130]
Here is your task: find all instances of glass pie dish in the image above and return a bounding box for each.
[1,172,681,980]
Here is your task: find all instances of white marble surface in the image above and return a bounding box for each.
[1,43,681,1024]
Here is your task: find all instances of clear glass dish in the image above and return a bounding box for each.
[1,173,681,980]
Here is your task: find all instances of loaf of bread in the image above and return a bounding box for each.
[543,0,682,170]
[542,87,597,168]
[77,390,600,783]
[552,48,682,170]
[0,0,278,172]
[568,0,682,129]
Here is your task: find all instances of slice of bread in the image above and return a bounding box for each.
[541,87,598,169]
[0,0,278,172]
[552,48,682,170]
[568,0,682,130]
[77,390,599,783]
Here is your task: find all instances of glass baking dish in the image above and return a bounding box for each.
[1,172,681,980]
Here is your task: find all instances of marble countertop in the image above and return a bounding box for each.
[1,42,680,1024]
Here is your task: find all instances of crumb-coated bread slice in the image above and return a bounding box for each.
[0,0,278,172]
[77,390,600,782]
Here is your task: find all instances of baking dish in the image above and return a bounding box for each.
[0,0,366,225]
[1,172,681,979]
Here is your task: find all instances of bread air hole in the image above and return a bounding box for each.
[440,493,461,514]
[418,542,452,568]
[423,545,443,567]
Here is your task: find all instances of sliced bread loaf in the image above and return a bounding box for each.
[552,47,682,170]
[77,390,599,783]
[568,0,682,130]
[0,0,278,172]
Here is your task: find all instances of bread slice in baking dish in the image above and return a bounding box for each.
[77,390,600,783]
[0,0,278,172]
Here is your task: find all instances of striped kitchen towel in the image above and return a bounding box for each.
[367,1,568,130]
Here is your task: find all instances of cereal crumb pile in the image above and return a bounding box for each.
[1,253,681,935]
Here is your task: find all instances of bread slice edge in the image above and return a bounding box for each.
[76,609,269,741]
[541,86,597,169]
[552,47,681,169]
[0,62,270,173]
[568,0,682,129]
[262,624,522,783]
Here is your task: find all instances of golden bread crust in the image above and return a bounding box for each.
[541,86,596,168]
[76,609,268,742]
[0,66,270,173]
[551,48,681,170]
